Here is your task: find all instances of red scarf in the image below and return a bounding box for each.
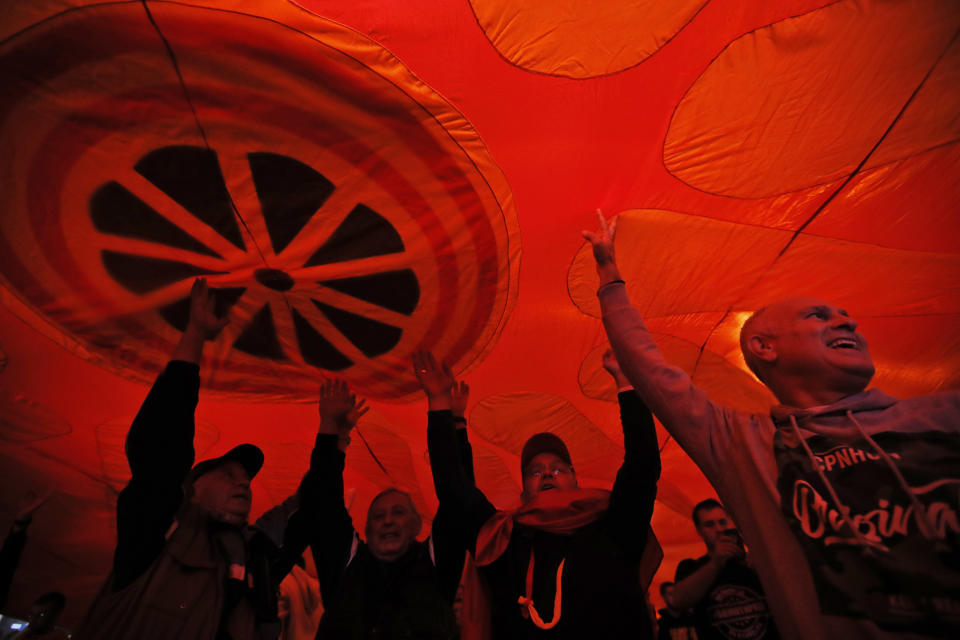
[461,489,662,640]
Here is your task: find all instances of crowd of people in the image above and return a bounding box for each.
[0,214,957,639]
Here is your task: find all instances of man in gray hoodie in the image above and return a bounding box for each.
[583,213,959,639]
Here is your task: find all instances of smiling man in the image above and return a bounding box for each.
[417,349,661,639]
[309,379,462,640]
[584,213,960,639]
[75,279,325,640]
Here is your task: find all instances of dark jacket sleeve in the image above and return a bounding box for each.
[267,433,329,582]
[427,410,496,557]
[430,419,485,602]
[606,390,661,557]
[674,558,699,582]
[113,360,199,591]
[308,433,357,604]
[454,420,476,485]
[0,525,27,610]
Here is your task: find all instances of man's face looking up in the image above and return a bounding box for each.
[191,461,252,525]
[744,298,875,400]
[366,491,421,562]
[521,452,578,503]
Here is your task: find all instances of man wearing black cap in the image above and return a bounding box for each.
[75,279,323,640]
[417,349,661,639]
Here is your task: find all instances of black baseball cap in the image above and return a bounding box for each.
[520,432,572,473]
[188,444,264,483]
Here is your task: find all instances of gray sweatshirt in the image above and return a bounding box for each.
[599,282,959,640]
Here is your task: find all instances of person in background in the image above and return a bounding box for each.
[656,582,697,640]
[671,499,777,640]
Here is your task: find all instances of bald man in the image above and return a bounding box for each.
[584,214,959,640]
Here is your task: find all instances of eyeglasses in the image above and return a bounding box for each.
[525,466,573,480]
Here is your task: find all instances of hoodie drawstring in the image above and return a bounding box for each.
[518,552,564,630]
[788,415,880,550]
[845,410,938,540]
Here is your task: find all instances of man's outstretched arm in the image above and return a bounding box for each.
[583,212,739,479]
[308,380,367,603]
[264,387,364,585]
[602,349,661,555]
[114,278,227,591]
[415,352,496,557]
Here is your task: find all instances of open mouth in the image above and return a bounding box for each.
[828,337,859,350]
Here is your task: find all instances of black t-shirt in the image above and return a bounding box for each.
[674,555,779,640]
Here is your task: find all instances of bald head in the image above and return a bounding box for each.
[366,489,422,562]
[739,297,874,406]
[740,305,772,382]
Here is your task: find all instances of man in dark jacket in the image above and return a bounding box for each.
[309,379,462,639]
[75,278,323,640]
[417,349,661,639]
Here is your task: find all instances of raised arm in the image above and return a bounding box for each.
[415,352,496,556]
[114,278,227,590]
[583,212,741,480]
[430,375,482,601]
[450,380,476,485]
[309,380,368,602]
[602,349,661,555]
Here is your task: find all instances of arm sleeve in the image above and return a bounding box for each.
[0,526,27,610]
[599,282,756,481]
[430,418,486,602]
[674,558,700,582]
[427,410,496,556]
[113,360,199,591]
[455,421,476,485]
[606,390,661,557]
[268,433,331,582]
[308,433,357,604]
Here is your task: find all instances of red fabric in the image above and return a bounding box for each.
[475,488,610,566]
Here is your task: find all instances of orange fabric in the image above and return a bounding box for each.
[467,0,707,78]
[664,0,960,197]
[0,0,955,627]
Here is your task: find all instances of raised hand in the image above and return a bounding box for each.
[317,379,368,450]
[412,351,455,411]
[318,379,367,425]
[451,380,470,420]
[186,277,229,340]
[710,538,745,568]
[602,348,631,389]
[581,209,621,285]
[172,278,229,363]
